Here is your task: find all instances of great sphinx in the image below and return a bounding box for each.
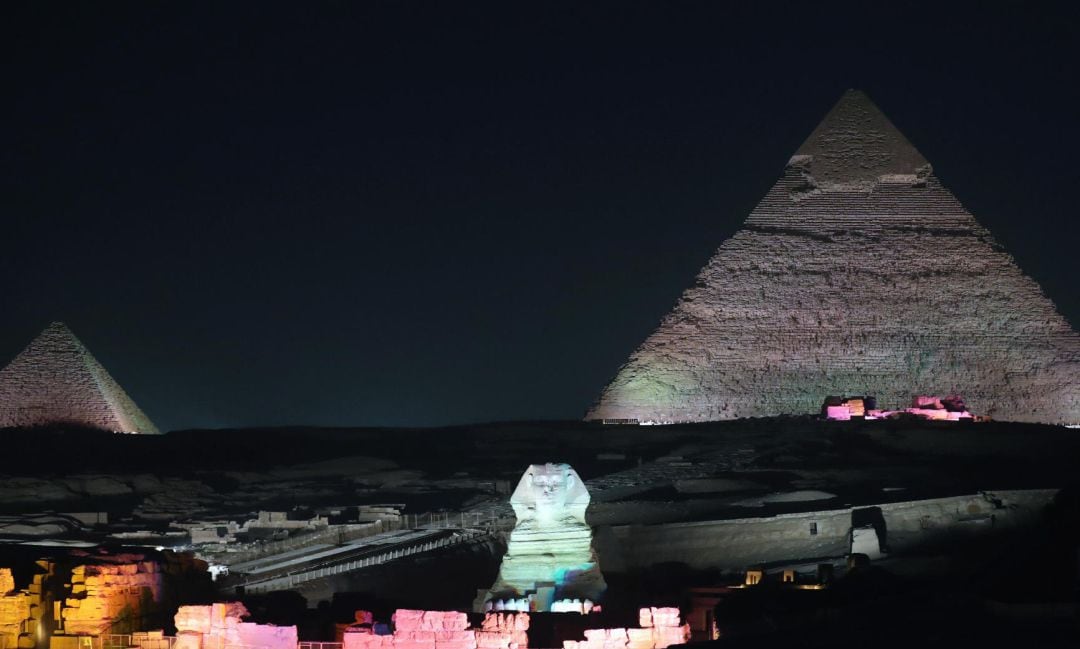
[479,463,606,612]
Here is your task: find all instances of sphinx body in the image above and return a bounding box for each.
[481,464,606,611]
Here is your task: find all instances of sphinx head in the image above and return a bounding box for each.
[528,464,574,514]
[510,463,589,525]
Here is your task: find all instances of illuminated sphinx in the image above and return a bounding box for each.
[480,463,606,612]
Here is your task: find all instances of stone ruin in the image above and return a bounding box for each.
[0,567,34,649]
[2,556,165,649]
[57,559,163,636]
[562,607,689,649]
[478,464,606,612]
[0,322,159,434]
[587,90,1079,425]
[342,607,688,649]
[344,610,528,649]
[174,602,297,649]
[823,394,975,421]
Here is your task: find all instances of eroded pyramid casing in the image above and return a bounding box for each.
[0,322,159,433]
[588,90,1079,425]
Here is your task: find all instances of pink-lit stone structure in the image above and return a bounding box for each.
[587,90,1080,425]
[824,394,975,421]
[479,464,606,612]
[561,608,690,649]
[0,322,159,433]
[175,603,297,649]
[343,610,530,649]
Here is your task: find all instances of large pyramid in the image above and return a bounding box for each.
[0,322,159,434]
[588,90,1080,425]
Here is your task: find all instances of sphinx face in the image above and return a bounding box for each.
[528,466,574,517]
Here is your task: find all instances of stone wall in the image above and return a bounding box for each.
[343,610,529,649]
[562,608,689,649]
[0,562,54,649]
[598,489,1057,572]
[588,91,1079,425]
[57,560,163,636]
[174,602,297,649]
[0,323,158,434]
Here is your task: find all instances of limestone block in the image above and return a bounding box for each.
[344,631,394,649]
[50,636,80,649]
[237,621,298,649]
[0,569,14,595]
[395,631,436,643]
[175,606,213,633]
[174,631,202,649]
[650,626,689,649]
[646,608,681,628]
[626,628,653,649]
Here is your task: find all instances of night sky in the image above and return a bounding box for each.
[2,2,1078,431]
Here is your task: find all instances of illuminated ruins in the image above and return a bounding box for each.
[588,90,1080,425]
[479,464,606,612]
[0,323,159,434]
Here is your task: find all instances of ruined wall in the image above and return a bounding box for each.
[175,603,297,649]
[0,323,158,434]
[562,608,689,649]
[57,561,163,636]
[343,610,529,649]
[1,562,55,649]
[599,489,1057,572]
[0,569,33,649]
[588,91,1079,425]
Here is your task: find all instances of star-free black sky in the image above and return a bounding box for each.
[2,2,1078,431]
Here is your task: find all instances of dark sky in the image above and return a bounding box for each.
[2,2,1078,431]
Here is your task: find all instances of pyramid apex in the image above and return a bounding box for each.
[791,90,929,185]
[45,321,74,334]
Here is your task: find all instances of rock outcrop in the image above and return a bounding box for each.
[0,322,159,433]
[588,90,1080,425]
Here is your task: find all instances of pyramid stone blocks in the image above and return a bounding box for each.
[0,322,159,434]
[587,90,1079,425]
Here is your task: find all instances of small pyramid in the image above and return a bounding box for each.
[0,322,160,434]
[587,90,1080,425]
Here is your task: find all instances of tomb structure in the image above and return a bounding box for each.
[0,322,159,434]
[479,464,606,612]
[587,90,1079,425]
